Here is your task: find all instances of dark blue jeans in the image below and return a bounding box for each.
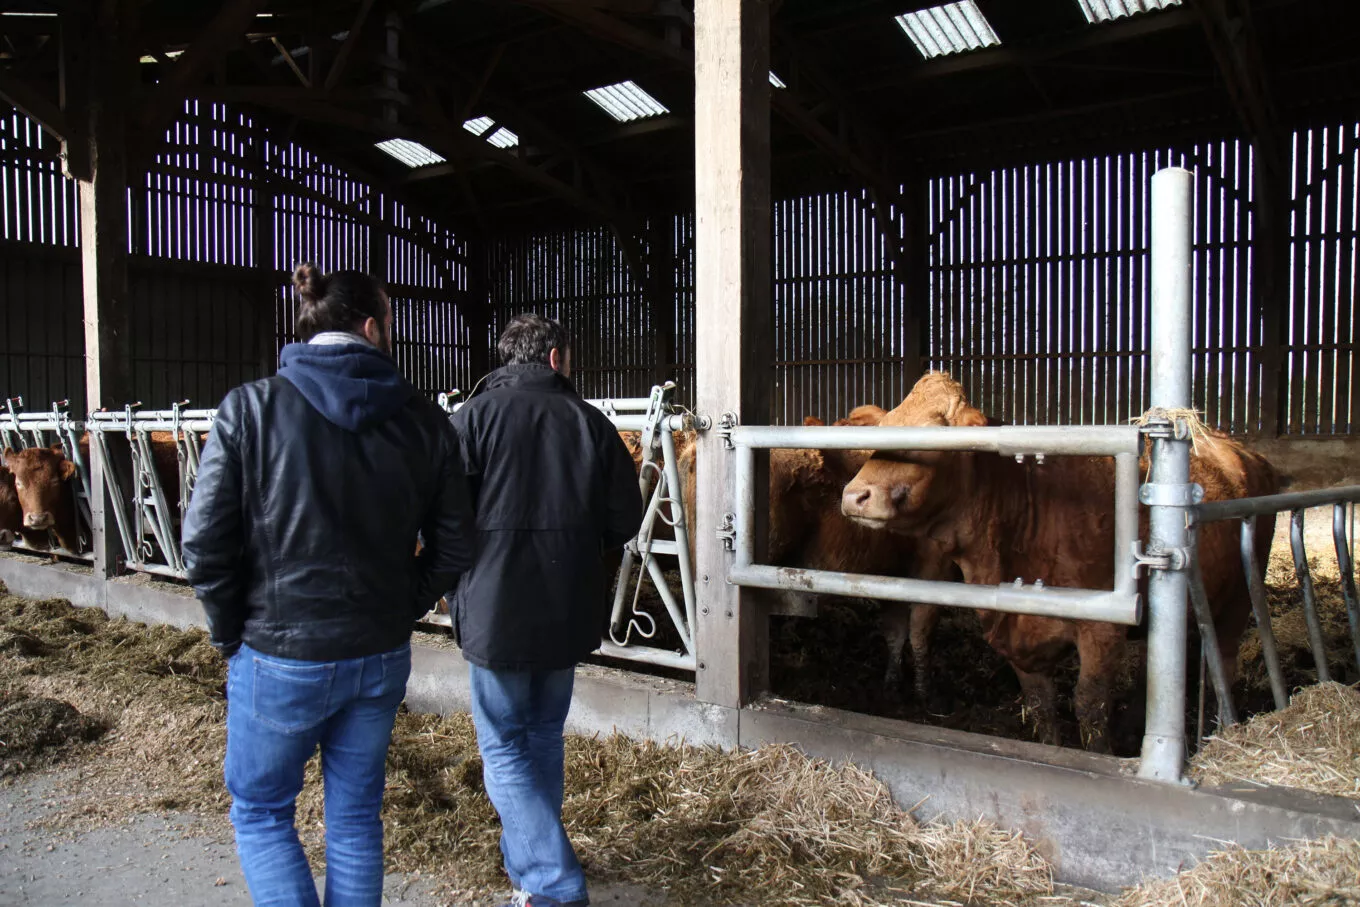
[468,664,587,904]
[225,642,411,907]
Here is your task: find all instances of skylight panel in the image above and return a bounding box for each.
[769,71,787,89]
[463,116,495,136]
[583,80,670,122]
[895,1,1001,60]
[486,127,519,150]
[1076,0,1181,23]
[374,138,445,168]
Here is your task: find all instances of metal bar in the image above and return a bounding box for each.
[728,423,1140,455]
[1290,509,1332,683]
[1332,503,1360,671]
[1242,517,1289,710]
[1114,451,1139,597]
[595,641,696,672]
[643,555,693,655]
[608,414,694,432]
[729,564,1141,624]
[1187,528,1237,728]
[1139,166,1193,785]
[1195,485,1360,523]
[734,444,756,568]
[661,429,698,645]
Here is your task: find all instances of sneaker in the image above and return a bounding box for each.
[499,891,588,907]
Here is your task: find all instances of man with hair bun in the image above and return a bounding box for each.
[183,263,475,907]
[449,312,643,907]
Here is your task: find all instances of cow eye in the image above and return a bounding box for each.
[12,479,22,490]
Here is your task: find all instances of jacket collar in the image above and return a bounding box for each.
[471,362,577,399]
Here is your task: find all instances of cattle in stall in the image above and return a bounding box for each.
[678,406,955,709]
[3,432,186,556]
[1,462,23,547]
[841,371,1278,752]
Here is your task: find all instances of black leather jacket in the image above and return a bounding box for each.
[183,347,475,661]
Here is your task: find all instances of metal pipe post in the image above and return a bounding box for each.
[1187,527,1237,728]
[1289,509,1331,683]
[1332,503,1360,672]
[1139,166,1194,784]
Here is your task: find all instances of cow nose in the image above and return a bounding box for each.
[0,529,13,546]
[24,512,53,530]
[843,485,873,515]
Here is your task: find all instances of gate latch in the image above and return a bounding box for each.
[1131,541,1191,575]
[717,412,739,450]
[716,512,736,550]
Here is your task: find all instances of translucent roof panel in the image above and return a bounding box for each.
[374,138,446,168]
[1077,0,1182,23]
[486,127,519,149]
[462,116,495,136]
[895,1,1001,60]
[769,71,787,89]
[583,80,670,122]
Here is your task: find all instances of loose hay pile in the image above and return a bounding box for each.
[0,693,106,776]
[0,583,1064,905]
[1190,682,1360,800]
[1114,835,1360,907]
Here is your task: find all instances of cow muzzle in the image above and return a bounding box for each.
[841,482,902,524]
[0,528,13,546]
[23,512,54,531]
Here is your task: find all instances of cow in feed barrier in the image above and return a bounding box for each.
[680,405,956,710]
[840,371,1278,753]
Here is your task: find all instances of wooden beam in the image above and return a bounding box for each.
[253,128,279,374]
[270,35,311,87]
[458,41,505,121]
[324,0,377,93]
[135,0,269,139]
[693,0,772,709]
[0,69,69,140]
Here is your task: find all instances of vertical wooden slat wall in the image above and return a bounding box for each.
[1,103,468,410]
[2,99,1357,435]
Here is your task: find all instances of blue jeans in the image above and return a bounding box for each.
[468,664,586,904]
[225,642,412,907]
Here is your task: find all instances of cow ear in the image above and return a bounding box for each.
[953,406,988,428]
[803,416,825,426]
[59,459,78,481]
[50,443,64,454]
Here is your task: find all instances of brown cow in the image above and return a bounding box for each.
[680,406,953,708]
[3,445,83,552]
[841,372,1277,752]
[0,462,23,547]
[4,431,186,555]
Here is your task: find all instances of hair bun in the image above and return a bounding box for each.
[293,262,326,304]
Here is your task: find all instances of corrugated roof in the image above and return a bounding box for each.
[462,116,495,136]
[1076,0,1182,23]
[374,138,445,168]
[583,80,670,122]
[486,127,519,149]
[895,1,1001,60]
[769,71,787,89]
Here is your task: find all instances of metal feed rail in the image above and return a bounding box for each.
[723,424,1144,624]
[0,398,94,560]
[85,404,216,579]
[437,383,704,672]
[1190,487,1360,724]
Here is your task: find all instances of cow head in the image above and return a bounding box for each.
[841,373,987,530]
[2,445,78,537]
[0,463,21,546]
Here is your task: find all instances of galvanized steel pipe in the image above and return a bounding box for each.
[1332,504,1360,672]
[1194,485,1360,523]
[729,423,1140,456]
[1138,166,1194,784]
[728,564,1142,624]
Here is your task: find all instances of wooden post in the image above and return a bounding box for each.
[693,0,772,708]
[254,129,278,377]
[464,240,493,383]
[371,194,390,282]
[647,218,678,388]
[1255,132,1290,437]
[76,7,134,579]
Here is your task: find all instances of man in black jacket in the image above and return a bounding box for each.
[451,313,642,907]
[183,264,475,907]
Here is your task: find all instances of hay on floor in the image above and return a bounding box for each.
[1114,835,1360,907]
[1189,682,1360,800]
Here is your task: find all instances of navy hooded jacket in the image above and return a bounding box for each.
[183,338,476,661]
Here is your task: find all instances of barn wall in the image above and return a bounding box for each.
[494,125,1360,435]
[0,104,471,414]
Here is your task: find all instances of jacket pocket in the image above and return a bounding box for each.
[250,655,334,735]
